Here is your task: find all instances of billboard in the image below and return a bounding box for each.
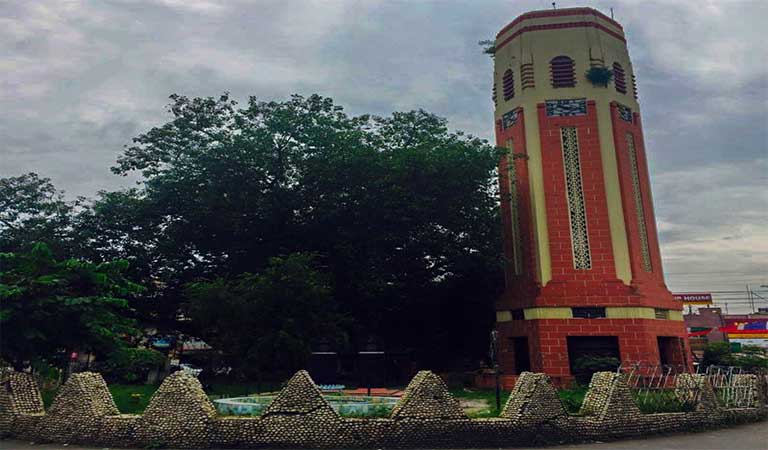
[673,293,713,304]
[721,319,768,339]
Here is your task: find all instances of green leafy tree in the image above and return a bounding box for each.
[111,93,503,370]
[185,253,346,378]
[95,347,166,384]
[70,189,180,328]
[702,342,733,367]
[0,242,143,369]
[702,342,768,370]
[0,173,75,256]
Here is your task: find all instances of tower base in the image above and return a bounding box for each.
[497,315,692,385]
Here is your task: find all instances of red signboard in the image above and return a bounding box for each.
[673,293,712,304]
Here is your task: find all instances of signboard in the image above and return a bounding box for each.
[673,293,712,304]
[730,339,768,349]
[720,319,768,339]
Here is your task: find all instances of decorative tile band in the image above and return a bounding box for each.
[561,127,592,270]
[546,98,587,117]
[497,307,685,321]
[617,104,632,122]
[501,109,519,129]
[626,133,652,272]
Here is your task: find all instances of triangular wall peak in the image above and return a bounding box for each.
[39,372,119,443]
[136,371,217,448]
[390,370,466,420]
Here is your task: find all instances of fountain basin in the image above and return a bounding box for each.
[214,394,400,417]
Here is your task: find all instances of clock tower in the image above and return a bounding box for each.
[492,7,691,384]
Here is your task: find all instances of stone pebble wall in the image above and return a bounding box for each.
[1,368,765,449]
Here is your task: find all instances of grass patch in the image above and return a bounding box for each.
[555,386,695,414]
[633,391,695,413]
[108,384,159,414]
[41,384,159,414]
[451,388,511,418]
[41,388,58,409]
[558,385,588,414]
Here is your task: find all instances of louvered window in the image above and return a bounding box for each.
[502,69,515,100]
[632,74,638,99]
[613,62,627,94]
[492,81,497,105]
[520,63,535,89]
[550,56,575,88]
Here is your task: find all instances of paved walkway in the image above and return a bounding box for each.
[2,420,766,449]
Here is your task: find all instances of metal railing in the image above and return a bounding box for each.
[696,365,761,408]
[614,363,763,411]
[618,363,697,413]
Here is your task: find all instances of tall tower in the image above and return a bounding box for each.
[493,7,691,383]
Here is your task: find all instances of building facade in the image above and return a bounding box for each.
[492,7,691,383]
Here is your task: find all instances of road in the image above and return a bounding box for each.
[1,420,766,449]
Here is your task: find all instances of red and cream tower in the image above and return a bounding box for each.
[493,7,691,383]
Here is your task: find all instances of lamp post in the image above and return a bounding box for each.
[490,330,501,412]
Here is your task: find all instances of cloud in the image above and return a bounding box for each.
[0,0,765,309]
[653,159,768,305]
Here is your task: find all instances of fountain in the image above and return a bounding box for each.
[214,393,400,417]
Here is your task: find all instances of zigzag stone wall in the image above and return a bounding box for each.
[1,369,765,448]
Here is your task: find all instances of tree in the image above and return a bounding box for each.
[0,242,143,369]
[71,189,180,328]
[702,342,768,370]
[185,253,345,378]
[0,173,74,256]
[111,93,503,370]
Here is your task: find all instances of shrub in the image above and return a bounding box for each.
[702,342,768,370]
[558,384,588,413]
[572,355,620,383]
[97,347,165,384]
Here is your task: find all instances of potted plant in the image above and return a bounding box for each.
[585,66,614,87]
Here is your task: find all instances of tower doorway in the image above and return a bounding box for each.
[567,336,620,380]
[657,336,686,368]
[511,337,531,374]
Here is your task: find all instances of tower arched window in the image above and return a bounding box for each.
[550,56,575,88]
[613,62,627,94]
[502,69,515,100]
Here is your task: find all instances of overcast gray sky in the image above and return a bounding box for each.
[1,0,766,311]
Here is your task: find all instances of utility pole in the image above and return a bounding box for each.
[490,330,501,412]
